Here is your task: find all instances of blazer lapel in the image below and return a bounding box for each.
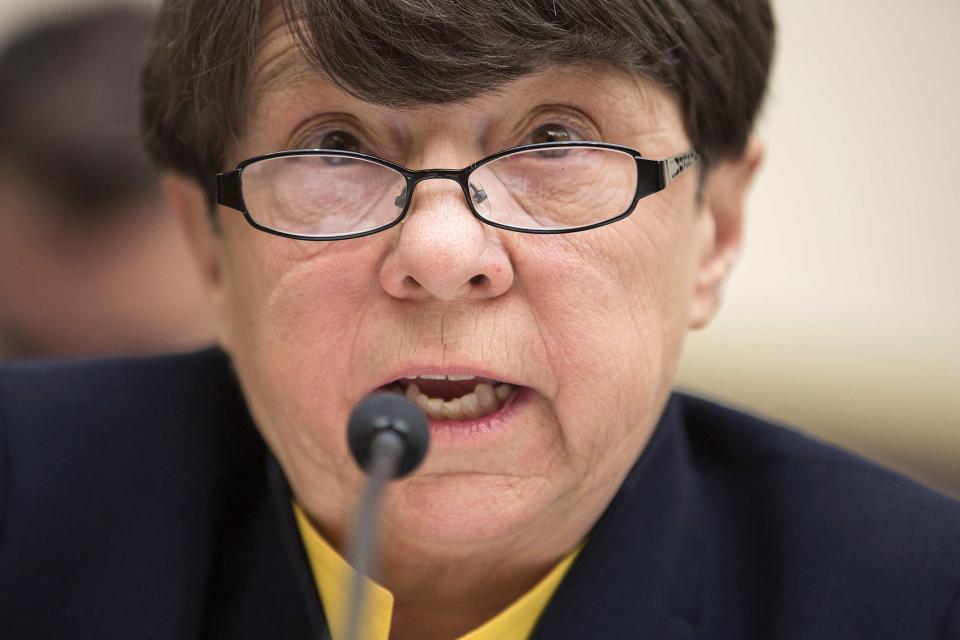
[266,454,331,639]
[531,396,705,640]
[198,382,329,640]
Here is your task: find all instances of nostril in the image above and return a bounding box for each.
[469,274,487,287]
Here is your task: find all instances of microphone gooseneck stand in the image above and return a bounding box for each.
[343,430,402,640]
[342,393,429,640]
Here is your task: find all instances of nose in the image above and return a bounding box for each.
[379,177,514,301]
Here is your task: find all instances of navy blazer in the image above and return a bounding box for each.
[1,348,958,639]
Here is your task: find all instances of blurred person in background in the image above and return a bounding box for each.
[0,5,214,359]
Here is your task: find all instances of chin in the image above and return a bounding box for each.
[383,472,557,548]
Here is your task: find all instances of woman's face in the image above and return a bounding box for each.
[174,17,747,560]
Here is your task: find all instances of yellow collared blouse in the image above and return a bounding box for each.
[293,504,581,640]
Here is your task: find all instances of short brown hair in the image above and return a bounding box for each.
[142,0,774,184]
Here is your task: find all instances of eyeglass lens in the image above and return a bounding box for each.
[240,147,639,238]
[242,154,407,238]
[469,147,637,231]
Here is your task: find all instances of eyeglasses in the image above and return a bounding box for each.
[216,142,700,241]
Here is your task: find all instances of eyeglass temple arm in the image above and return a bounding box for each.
[216,170,244,212]
[658,150,701,189]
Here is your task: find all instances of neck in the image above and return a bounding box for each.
[379,540,560,640]
[368,496,599,640]
[286,452,629,639]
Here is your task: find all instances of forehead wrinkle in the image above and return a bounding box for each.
[580,70,688,154]
[251,46,322,111]
[248,6,331,119]
[581,72,670,139]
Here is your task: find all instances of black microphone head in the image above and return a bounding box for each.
[348,393,429,478]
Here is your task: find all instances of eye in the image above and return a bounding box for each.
[315,130,361,153]
[302,130,364,166]
[531,123,576,145]
[530,123,579,158]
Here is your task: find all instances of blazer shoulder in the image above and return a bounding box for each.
[675,392,960,636]
[676,392,959,503]
[0,348,258,548]
[0,347,243,446]
[0,350,272,637]
[676,391,960,532]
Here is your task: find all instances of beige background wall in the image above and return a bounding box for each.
[2,1,957,494]
[677,0,960,496]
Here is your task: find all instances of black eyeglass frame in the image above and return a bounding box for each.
[216,141,701,241]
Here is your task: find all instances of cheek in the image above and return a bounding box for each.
[219,230,383,473]
[515,204,695,466]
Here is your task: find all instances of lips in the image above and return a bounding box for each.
[380,374,519,421]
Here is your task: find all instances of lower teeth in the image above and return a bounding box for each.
[404,382,514,421]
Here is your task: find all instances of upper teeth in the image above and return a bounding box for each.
[403,374,478,381]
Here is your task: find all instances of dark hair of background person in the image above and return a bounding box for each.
[142,0,775,187]
[0,4,158,226]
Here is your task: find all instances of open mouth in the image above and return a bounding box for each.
[381,375,519,421]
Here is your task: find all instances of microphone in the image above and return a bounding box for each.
[342,393,429,640]
[347,392,430,479]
